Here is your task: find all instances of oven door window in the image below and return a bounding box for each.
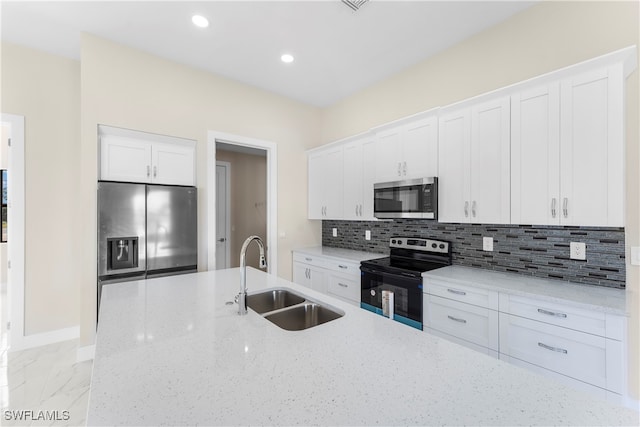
[374,185,423,213]
[361,269,422,329]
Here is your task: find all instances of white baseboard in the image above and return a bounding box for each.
[9,325,80,352]
[76,344,95,362]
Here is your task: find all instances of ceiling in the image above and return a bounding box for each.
[0,1,537,107]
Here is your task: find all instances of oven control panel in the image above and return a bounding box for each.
[389,237,450,254]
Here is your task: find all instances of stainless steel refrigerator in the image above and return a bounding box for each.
[97,181,197,309]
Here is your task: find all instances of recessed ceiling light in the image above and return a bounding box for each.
[192,15,209,28]
[281,54,294,64]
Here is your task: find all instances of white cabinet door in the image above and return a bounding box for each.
[152,142,195,186]
[308,147,344,220]
[293,262,326,293]
[292,262,312,288]
[470,96,511,224]
[403,115,438,179]
[438,108,471,223]
[343,141,364,220]
[374,126,403,183]
[361,138,376,219]
[308,152,325,220]
[560,65,624,226]
[100,135,152,183]
[511,83,561,225]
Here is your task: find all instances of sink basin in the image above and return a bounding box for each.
[264,303,344,331]
[246,288,306,314]
[246,288,344,331]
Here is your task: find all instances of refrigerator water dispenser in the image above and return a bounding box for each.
[107,237,139,271]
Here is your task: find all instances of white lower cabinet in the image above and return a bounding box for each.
[423,278,627,403]
[292,252,361,305]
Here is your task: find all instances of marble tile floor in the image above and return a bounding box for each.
[1,291,92,426]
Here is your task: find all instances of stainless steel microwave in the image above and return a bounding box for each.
[373,177,438,219]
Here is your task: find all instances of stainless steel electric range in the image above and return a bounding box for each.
[360,237,452,330]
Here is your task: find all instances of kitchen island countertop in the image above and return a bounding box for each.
[87,268,639,426]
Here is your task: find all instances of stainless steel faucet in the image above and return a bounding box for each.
[238,235,267,315]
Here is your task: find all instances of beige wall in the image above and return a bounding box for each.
[1,43,81,335]
[320,1,640,400]
[79,34,322,345]
[216,150,268,269]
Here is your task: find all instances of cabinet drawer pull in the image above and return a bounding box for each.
[146,165,151,177]
[447,288,466,296]
[464,201,469,218]
[563,197,568,218]
[305,257,312,262]
[471,200,477,218]
[447,315,467,324]
[338,283,348,288]
[338,265,348,269]
[551,198,557,218]
[537,308,567,318]
[538,342,568,354]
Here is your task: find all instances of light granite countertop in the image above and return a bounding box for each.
[293,246,384,263]
[87,267,639,426]
[422,265,628,315]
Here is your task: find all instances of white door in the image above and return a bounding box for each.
[438,108,471,223]
[308,152,325,219]
[560,65,624,226]
[511,83,561,225]
[153,142,195,186]
[361,137,376,219]
[470,96,511,224]
[100,135,152,183]
[215,162,230,269]
[322,146,344,219]
[374,126,403,182]
[403,115,438,179]
[343,140,363,220]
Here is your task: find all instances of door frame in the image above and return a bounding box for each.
[207,131,277,276]
[215,161,231,269]
[1,114,25,351]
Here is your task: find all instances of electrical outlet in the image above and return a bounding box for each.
[631,246,640,266]
[332,228,337,237]
[570,242,586,260]
[365,230,371,241]
[483,237,493,252]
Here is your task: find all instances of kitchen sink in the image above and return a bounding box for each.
[264,303,344,331]
[246,288,306,314]
[247,288,344,331]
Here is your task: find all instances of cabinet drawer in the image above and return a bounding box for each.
[325,259,360,275]
[327,273,360,303]
[424,294,498,351]
[292,252,327,268]
[499,294,606,336]
[499,313,607,389]
[425,279,498,310]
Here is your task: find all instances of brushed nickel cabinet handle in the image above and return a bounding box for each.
[338,283,348,288]
[538,342,568,354]
[447,315,467,324]
[563,197,568,218]
[153,166,157,178]
[338,265,348,269]
[447,288,466,296]
[472,201,477,218]
[464,201,469,218]
[146,165,151,177]
[551,198,557,218]
[537,308,567,318]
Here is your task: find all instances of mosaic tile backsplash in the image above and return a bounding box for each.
[322,220,626,289]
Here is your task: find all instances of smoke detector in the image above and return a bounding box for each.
[342,0,369,12]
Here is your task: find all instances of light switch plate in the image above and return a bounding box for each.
[631,246,640,266]
[570,242,586,260]
[332,228,337,237]
[483,237,493,252]
[365,230,371,241]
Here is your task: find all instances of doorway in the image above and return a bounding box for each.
[207,131,278,276]
[0,114,25,352]
[215,161,231,269]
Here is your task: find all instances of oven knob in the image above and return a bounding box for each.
[391,239,396,244]
[397,239,402,245]
[439,244,445,249]
[370,290,376,297]
[431,243,437,248]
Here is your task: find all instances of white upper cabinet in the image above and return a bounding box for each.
[308,146,344,220]
[374,113,438,183]
[100,129,196,186]
[511,83,561,225]
[343,135,376,220]
[559,65,624,226]
[438,96,510,224]
[511,64,625,227]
